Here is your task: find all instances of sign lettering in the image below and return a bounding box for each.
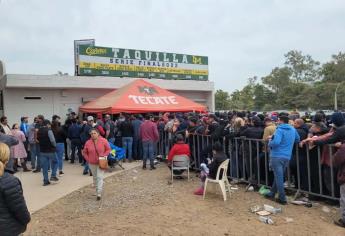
[77,45,208,81]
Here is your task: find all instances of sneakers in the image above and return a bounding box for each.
[142,165,147,170]
[194,187,204,196]
[334,219,345,228]
[59,171,64,176]
[43,181,51,186]
[150,166,156,170]
[33,169,41,173]
[50,176,59,182]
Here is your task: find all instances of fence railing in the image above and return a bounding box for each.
[156,131,340,201]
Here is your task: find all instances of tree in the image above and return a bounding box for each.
[215,89,231,110]
[261,67,291,94]
[321,52,345,83]
[284,50,320,82]
[252,84,276,110]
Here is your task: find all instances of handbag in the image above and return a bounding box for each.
[93,140,108,170]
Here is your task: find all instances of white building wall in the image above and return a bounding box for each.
[3,88,212,124]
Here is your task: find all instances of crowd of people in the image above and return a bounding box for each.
[0,109,344,232]
[0,112,163,201]
[160,110,345,228]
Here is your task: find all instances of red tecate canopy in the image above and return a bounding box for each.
[79,79,206,114]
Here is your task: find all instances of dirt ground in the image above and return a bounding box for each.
[25,164,345,236]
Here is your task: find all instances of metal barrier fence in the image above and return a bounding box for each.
[156,131,340,201]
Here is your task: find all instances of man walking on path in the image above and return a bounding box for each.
[37,120,58,186]
[265,115,300,205]
[140,114,159,170]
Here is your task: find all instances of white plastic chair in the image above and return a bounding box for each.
[203,159,231,201]
[171,155,190,183]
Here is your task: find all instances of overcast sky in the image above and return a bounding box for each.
[1,0,344,93]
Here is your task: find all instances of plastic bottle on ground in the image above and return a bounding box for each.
[259,216,274,224]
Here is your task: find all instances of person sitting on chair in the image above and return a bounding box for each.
[194,142,227,195]
[167,134,190,175]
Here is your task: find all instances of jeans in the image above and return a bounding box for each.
[65,138,71,160]
[83,162,90,173]
[30,143,41,170]
[268,157,289,201]
[6,158,14,172]
[89,164,105,196]
[55,143,65,171]
[132,137,143,160]
[71,138,83,163]
[153,141,158,158]
[40,152,58,183]
[122,137,133,161]
[142,140,154,167]
[340,184,345,221]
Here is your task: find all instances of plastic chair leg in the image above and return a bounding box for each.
[225,179,231,198]
[219,181,227,201]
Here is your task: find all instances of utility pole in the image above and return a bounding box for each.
[335,82,344,111]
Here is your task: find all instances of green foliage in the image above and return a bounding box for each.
[216,50,345,111]
[321,52,345,83]
[215,89,231,110]
[284,50,320,82]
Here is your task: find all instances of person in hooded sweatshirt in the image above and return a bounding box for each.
[264,115,300,205]
[290,119,309,196]
[312,112,345,146]
[240,116,264,185]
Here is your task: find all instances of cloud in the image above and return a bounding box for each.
[0,0,344,92]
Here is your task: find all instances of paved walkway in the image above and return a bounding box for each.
[15,161,141,213]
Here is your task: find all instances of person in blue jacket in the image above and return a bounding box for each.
[265,115,300,204]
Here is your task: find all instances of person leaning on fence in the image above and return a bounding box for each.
[264,115,300,205]
[333,141,345,228]
[194,142,227,196]
[167,134,190,175]
[0,142,31,236]
[82,128,111,201]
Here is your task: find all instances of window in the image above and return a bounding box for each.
[24,96,42,100]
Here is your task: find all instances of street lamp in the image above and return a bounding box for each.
[334,81,345,111]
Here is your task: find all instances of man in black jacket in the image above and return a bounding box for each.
[37,120,58,186]
[200,114,221,165]
[240,116,264,184]
[290,119,309,193]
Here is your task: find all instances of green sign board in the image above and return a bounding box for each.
[77,45,208,80]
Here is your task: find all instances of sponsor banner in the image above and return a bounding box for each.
[77,45,208,80]
[74,39,95,75]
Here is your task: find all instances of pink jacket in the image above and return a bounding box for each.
[82,137,111,165]
[10,130,27,159]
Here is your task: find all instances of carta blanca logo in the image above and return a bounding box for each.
[138,86,158,95]
[85,47,107,56]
